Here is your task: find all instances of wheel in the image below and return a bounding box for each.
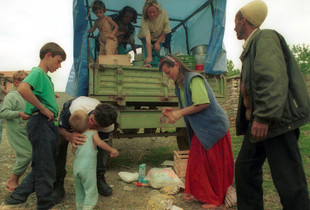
[176,127,190,150]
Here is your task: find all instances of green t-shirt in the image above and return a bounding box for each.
[23,67,58,117]
[179,77,210,107]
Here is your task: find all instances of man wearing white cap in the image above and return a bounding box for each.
[234,1,310,209]
[52,96,117,203]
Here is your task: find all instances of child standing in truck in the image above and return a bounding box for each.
[69,110,119,210]
[88,0,118,55]
[0,70,32,192]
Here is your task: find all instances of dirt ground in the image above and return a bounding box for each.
[0,130,236,210]
[0,93,235,209]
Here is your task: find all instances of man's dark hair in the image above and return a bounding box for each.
[93,103,118,127]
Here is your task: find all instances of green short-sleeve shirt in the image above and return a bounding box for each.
[23,67,58,117]
[179,77,210,107]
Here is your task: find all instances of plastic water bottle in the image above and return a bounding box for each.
[137,163,146,187]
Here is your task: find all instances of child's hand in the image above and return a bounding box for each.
[40,107,55,121]
[110,148,119,157]
[72,146,76,155]
[108,34,114,39]
[19,112,30,120]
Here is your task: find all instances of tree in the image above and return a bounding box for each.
[226,59,241,77]
[291,44,310,74]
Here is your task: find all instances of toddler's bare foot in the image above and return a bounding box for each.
[201,204,217,209]
[183,193,195,201]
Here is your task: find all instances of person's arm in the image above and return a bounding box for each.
[93,132,119,157]
[0,93,29,120]
[59,127,86,149]
[107,17,119,39]
[17,82,54,121]
[153,33,166,52]
[162,107,180,115]
[88,20,98,33]
[251,31,288,139]
[164,103,209,124]
[164,76,210,124]
[2,87,8,96]
[144,34,152,64]
[130,42,137,54]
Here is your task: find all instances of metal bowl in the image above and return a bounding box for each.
[190,45,208,55]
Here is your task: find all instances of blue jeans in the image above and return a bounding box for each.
[140,38,163,67]
[9,113,58,209]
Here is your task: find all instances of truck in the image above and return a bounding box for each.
[66,0,228,150]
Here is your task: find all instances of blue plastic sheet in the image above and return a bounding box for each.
[66,0,227,96]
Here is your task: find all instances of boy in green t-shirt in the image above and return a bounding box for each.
[5,42,66,210]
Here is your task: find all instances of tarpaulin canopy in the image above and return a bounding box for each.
[66,0,227,96]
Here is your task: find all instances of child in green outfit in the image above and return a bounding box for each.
[69,110,119,210]
[0,70,32,192]
[5,42,66,210]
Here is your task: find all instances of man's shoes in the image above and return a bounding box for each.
[52,181,65,204]
[4,195,26,205]
[97,177,112,196]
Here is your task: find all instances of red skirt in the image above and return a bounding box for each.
[184,131,234,206]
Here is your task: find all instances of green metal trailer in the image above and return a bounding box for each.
[68,0,228,149]
[88,63,226,149]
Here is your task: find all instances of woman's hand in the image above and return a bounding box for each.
[162,108,173,116]
[166,110,183,124]
[144,56,152,64]
[153,42,161,52]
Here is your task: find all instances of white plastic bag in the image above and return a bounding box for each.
[118,172,139,183]
[146,168,184,189]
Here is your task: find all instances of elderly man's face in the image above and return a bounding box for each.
[234,13,246,40]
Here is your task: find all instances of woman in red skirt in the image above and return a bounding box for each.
[160,55,234,209]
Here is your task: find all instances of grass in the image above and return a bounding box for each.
[82,123,310,209]
[111,146,176,167]
[230,124,310,209]
[111,123,310,209]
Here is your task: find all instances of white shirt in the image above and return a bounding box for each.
[69,96,100,114]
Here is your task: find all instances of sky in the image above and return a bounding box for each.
[0,0,310,92]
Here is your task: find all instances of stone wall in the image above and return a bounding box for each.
[220,75,240,127]
[221,73,310,128]
[303,74,310,98]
